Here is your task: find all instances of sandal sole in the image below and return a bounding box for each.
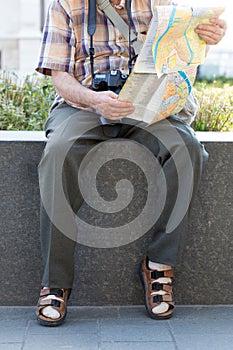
[37,310,67,327]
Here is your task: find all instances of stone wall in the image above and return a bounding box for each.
[0,132,232,306]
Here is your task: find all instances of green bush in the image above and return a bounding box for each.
[0,72,233,131]
[0,71,55,130]
[193,81,233,131]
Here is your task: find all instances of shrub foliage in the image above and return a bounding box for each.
[193,80,233,131]
[0,72,55,130]
[0,71,233,131]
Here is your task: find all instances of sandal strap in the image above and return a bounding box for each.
[152,282,172,293]
[39,298,64,308]
[151,269,173,279]
[37,299,66,315]
[40,288,67,298]
[37,288,70,309]
[153,294,173,303]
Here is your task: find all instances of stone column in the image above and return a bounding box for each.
[0,0,20,70]
[18,0,42,75]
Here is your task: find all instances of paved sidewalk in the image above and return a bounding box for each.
[0,306,233,350]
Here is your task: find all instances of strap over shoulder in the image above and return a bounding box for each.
[96,0,143,54]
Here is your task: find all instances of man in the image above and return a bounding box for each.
[35,0,226,326]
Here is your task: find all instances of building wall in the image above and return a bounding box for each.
[200,50,233,79]
[0,1,232,78]
[0,0,50,76]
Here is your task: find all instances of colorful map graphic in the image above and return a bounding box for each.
[153,6,225,75]
[119,6,225,125]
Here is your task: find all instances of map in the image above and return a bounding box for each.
[152,6,225,76]
[119,6,225,125]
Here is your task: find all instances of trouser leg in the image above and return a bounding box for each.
[146,117,208,266]
[38,103,113,287]
[121,116,209,266]
[39,105,208,286]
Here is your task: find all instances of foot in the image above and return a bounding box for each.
[139,259,174,319]
[36,287,71,326]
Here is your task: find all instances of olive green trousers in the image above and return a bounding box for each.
[38,102,208,288]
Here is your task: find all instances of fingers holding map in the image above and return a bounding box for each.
[151,6,225,75]
[119,6,225,125]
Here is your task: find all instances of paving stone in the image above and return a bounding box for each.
[67,306,119,320]
[0,345,22,350]
[0,328,25,344]
[0,306,233,350]
[0,307,35,320]
[23,334,99,350]
[173,306,233,320]
[174,334,233,350]
[28,319,99,335]
[100,342,176,350]
[170,319,233,335]
[100,320,172,342]
[118,306,148,319]
[0,320,28,328]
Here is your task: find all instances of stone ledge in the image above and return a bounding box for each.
[0,130,232,142]
[0,131,46,141]
[0,133,232,306]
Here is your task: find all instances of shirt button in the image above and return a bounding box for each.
[119,35,123,40]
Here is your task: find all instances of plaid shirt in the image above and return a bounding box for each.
[36,0,172,107]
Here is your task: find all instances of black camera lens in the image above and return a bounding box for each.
[99,81,108,90]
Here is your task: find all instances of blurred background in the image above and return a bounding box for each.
[180,0,233,78]
[0,0,51,76]
[0,0,232,77]
[0,0,232,132]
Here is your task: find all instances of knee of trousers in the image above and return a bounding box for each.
[180,129,209,166]
[147,117,208,166]
[41,128,81,159]
[166,120,209,167]
[170,127,209,194]
[38,136,82,179]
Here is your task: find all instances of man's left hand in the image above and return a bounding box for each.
[195,18,227,45]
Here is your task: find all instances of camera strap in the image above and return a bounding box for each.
[88,0,97,78]
[88,0,143,78]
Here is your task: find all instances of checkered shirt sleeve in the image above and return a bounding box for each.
[36,0,76,76]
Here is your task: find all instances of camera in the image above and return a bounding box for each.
[92,69,128,94]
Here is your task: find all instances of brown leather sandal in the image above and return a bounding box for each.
[139,259,174,320]
[36,288,71,326]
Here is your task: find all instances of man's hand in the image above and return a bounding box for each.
[195,18,227,45]
[51,70,134,120]
[91,91,135,120]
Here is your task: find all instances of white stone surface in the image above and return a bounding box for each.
[0,131,46,141]
[0,0,51,75]
[0,0,232,78]
[0,131,232,143]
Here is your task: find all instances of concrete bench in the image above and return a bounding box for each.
[0,131,232,306]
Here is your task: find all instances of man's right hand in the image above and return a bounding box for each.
[91,91,135,120]
[51,70,135,120]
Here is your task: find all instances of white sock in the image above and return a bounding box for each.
[152,302,169,314]
[41,288,61,320]
[148,260,171,271]
[42,305,60,319]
